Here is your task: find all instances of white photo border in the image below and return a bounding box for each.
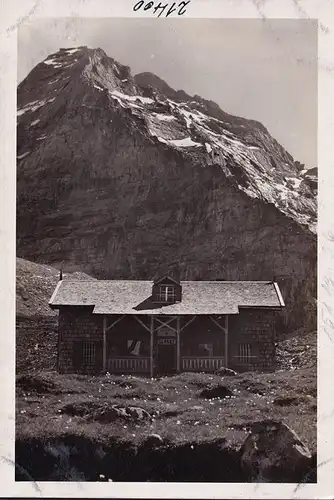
[1,0,333,498]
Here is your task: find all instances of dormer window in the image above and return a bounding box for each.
[158,285,175,303]
[152,274,182,304]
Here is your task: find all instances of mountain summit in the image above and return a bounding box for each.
[16,46,316,333]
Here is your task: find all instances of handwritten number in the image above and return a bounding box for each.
[133,0,191,16]
[144,1,154,10]
[166,2,177,17]
[178,0,190,15]
[153,2,168,16]
[133,0,144,11]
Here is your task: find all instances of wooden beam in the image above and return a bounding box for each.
[225,315,229,368]
[154,316,177,333]
[105,315,125,332]
[155,316,177,331]
[179,315,196,332]
[209,315,227,334]
[133,315,151,333]
[102,315,107,373]
[150,316,154,378]
[176,316,181,372]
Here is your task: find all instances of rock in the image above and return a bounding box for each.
[273,396,300,407]
[93,406,124,423]
[240,420,313,482]
[199,385,233,399]
[93,405,151,423]
[126,406,151,420]
[144,434,164,448]
[215,367,237,376]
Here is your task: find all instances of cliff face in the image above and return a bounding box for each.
[16,46,317,334]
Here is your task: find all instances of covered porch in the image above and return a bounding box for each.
[102,314,229,377]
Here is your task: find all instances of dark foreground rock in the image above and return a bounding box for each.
[200,385,233,399]
[90,404,152,423]
[215,367,238,376]
[15,428,316,482]
[240,420,314,482]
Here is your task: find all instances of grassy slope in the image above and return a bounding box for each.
[16,368,316,452]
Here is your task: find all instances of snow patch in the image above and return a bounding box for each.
[110,89,153,105]
[17,100,46,116]
[48,79,59,85]
[64,48,80,55]
[17,151,30,160]
[17,97,56,116]
[153,113,175,122]
[169,137,202,148]
[205,143,212,153]
[179,108,193,128]
[30,119,40,126]
[43,58,63,68]
[93,83,104,91]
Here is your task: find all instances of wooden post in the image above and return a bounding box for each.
[103,315,107,373]
[150,316,154,378]
[176,316,181,372]
[225,315,229,368]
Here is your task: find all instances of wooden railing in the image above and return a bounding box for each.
[107,357,150,373]
[182,357,226,372]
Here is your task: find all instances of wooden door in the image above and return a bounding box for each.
[156,337,176,375]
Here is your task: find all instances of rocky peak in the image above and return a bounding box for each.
[17,47,316,235]
[16,47,317,333]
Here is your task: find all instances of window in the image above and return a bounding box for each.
[158,285,175,302]
[238,343,252,363]
[83,342,96,364]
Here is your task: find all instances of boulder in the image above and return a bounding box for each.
[144,434,164,448]
[93,404,152,423]
[199,385,233,399]
[215,367,237,376]
[126,406,151,421]
[93,406,125,423]
[240,420,313,482]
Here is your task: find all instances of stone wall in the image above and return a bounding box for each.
[58,306,103,373]
[228,309,276,372]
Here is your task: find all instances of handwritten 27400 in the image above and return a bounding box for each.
[133,1,191,17]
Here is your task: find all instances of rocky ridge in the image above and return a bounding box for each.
[16,46,317,333]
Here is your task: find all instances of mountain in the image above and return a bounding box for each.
[16,257,94,318]
[16,46,317,333]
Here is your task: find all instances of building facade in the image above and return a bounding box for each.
[49,275,285,376]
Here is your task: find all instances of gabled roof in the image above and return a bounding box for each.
[49,280,284,315]
[153,274,180,286]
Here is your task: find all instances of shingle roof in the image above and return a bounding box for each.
[49,280,284,315]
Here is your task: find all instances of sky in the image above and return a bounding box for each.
[18,18,317,167]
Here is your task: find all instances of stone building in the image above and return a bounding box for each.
[49,275,285,376]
